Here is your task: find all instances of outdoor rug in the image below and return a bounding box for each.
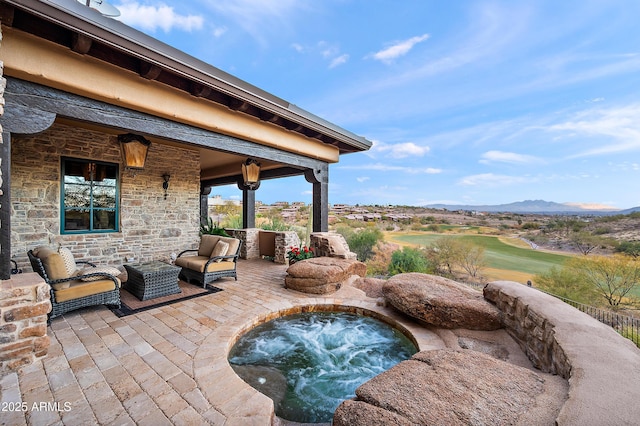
[110,280,222,317]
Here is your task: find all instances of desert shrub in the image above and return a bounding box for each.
[388,247,432,275]
[346,227,383,261]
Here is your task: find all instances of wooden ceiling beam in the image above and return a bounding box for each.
[229,98,251,112]
[189,82,211,98]
[139,61,162,80]
[71,33,92,54]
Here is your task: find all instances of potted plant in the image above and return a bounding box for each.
[200,217,230,237]
[287,245,314,264]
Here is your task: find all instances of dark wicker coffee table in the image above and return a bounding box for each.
[124,261,181,301]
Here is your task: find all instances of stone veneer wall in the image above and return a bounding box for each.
[483,282,570,377]
[10,122,201,269]
[227,229,300,264]
[275,231,300,264]
[0,273,51,373]
[1,24,4,265]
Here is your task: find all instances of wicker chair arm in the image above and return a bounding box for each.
[76,260,97,267]
[49,273,120,286]
[177,249,199,258]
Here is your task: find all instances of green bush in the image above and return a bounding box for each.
[339,226,382,262]
[389,247,432,275]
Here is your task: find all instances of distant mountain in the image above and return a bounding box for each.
[424,199,632,215]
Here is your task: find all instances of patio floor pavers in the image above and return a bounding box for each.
[0,259,447,425]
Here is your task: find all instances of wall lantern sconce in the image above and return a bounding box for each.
[241,158,261,190]
[118,133,151,170]
[162,173,171,200]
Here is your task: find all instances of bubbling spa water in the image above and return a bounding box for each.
[228,311,417,423]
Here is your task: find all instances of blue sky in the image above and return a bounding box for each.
[111,0,640,209]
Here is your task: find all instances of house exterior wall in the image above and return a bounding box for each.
[10,122,201,269]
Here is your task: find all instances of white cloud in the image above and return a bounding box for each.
[339,163,441,175]
[479,150,543,165]
[116,1,204,33]
[458,173,536,186]
[329,54,349,69]
[201,0,309,45]
[370,141,430,159]
[356,176,370,183]
[548,103,640,157]
[371,34,430,64]
[213,26,227,38]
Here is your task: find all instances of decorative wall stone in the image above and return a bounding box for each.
[0,273,51,373]
[310,232,356,259]
[228,228,260,260]
[483,282,570,376]
[10,123,201,269]
[276,231,300,264]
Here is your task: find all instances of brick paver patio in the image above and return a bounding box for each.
[0,259,440,425]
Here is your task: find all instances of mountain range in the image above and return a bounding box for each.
[425,200,640,215]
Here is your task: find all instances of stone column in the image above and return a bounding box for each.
[0,273,51,373]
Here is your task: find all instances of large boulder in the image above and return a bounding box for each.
[333,349,565,426]
[285,257,366,294]
[352,277,386,298]
[382,273,502,330]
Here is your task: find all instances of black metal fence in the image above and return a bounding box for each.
[542,291,640,347]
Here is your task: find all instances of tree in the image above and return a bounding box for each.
[615,241,640,260]
[570,232,602,255]
[534,266,600,305]
[457,241,486,279]
[571,255,640,308]
[426,236,460,276]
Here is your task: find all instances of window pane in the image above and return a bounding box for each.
[93,186,116,208]
[62,159,119,233]
[64,183,91,208]
[65,209,90,230]
[93,209,116,230]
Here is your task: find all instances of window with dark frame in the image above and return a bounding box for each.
[61,158,119,233]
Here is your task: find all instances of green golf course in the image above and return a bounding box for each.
[385,232,572,283]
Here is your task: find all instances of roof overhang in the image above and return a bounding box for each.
[0,0,372,155]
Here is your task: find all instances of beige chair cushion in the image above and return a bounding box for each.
[53,279,120,303]
[35,247,71,283]
[198,235,221,257]
[219,237,240,262]
[175,256,235,273]
[58,247,78,276]
[175,255,209,270]
[79,266,122,281]
[210,240,229,262]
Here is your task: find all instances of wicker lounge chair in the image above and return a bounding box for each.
[175,235,242,287]
[28,247,121,321]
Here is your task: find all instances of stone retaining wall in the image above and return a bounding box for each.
[0,273,50,373]
[484,281,640,425]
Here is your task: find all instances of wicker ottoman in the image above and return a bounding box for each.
[124,261,181,301]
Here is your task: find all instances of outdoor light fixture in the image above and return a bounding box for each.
[241,158,261,190]
[162,174,171,199]
[118,133,151,169]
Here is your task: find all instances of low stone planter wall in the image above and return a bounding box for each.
[0,273,51,373]
[484,281,640,425]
